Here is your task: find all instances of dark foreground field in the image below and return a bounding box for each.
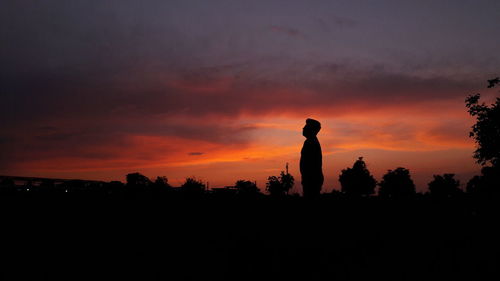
[1,195,499,281]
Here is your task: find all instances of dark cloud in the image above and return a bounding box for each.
[161,65,478,117]
[188,152,204,156]
[330,15,358,27]
[269,26,303,38]
[1,60,478,128]
[38,126,59,131]
[316,15,358,33]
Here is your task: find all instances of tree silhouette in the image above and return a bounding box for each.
[378,167,416,198]
[234,180,260,196]
[153,176,171,189]
[487,77,499,88]
[428,174,463,198]
[150,176,172,195]
[266,171,294,197]
[465,78,500,167]
[181,177,206,196]
[466,165,500,196]
[339,157,376,197]
[126,172,152,187]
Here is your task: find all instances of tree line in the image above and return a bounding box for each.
[1,155,497,199]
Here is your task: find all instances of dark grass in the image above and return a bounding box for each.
[1,194,499,280]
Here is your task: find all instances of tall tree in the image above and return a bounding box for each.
[465,77,500,167]
[428,174,462,198]
[378,167,416,198]
[339,157,377,197]
[466,166,500,196]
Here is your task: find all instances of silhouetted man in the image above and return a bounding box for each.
[300,118,324,197]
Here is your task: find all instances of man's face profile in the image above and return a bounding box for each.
[302,124,312,138]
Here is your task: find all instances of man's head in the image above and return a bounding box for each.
[303,118,321,138]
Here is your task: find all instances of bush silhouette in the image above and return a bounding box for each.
[126,172,152,188]
[153,176,171,189]
[38,179,58,193]
[378,167,416,198]
[339,157,376,197]
[148,176,171,195]
[266,171,294,197]
[107,181,125,194]
[428,174,463,198]
[234,180,260,196]
[181,177,206,196]
[0,178,15,187]
[0,178,16,193]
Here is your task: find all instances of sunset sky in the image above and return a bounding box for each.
[1,0,499,192]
